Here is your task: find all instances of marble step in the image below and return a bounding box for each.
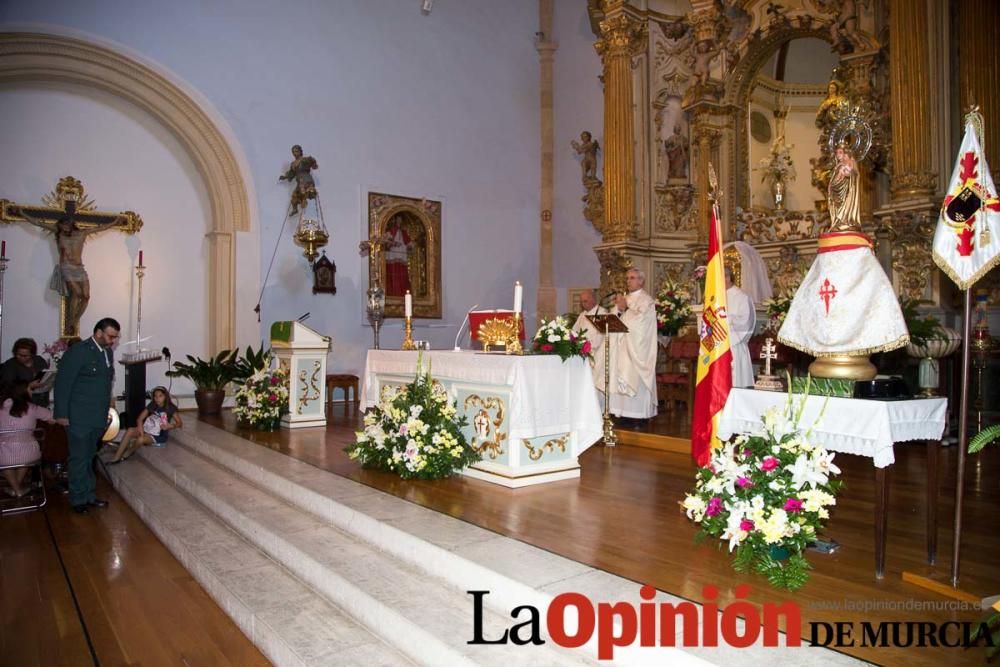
[133,421,860,667]
[132,438,598,667]
[103,455,413,667]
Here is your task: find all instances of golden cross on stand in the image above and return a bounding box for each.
[1,177,142,340]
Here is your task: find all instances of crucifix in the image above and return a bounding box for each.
[1,177,143,340]
[753,336,784,392]
[819,278,838,315]
[759,337,778,377]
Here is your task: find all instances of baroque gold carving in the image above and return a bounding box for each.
[765,246,812,298]
[732,210,826,244]
[464,395,507,459]
[884,211,936,301]
[572,130,606,236]
[522,433,570,462]
[297,361,322,412]
[595,247,633,298]
[653,184,696,234]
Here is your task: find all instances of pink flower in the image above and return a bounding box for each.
[743,448,753,458]
[736,476,753,489]
[761,456,780,472]
[268,393,278,402]
[740,519,755,532]
[270,376,280,385]
[784,498,803,513]
[706,497,723,517]
[542,344,554,352]
[399,424,409,435]
[581,341,592,354]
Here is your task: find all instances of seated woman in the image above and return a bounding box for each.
[0,338,50,407]
[110,386,182,463]
[0,380,55,497]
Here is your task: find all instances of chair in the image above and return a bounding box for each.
[325,374,360,406]
[0,427,48,516]
[656,335,700,423]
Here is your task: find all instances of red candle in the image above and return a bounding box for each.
[1,240,5,258]
[138,250,144,266]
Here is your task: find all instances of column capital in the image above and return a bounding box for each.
[594,9,647,63]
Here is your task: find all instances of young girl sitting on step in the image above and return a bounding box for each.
[110,386,182,463]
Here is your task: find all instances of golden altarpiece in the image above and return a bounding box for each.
[578,0,1000,316]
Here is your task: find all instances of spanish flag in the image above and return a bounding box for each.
[691,203,733,466]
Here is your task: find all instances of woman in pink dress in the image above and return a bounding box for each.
[0,379,54,497]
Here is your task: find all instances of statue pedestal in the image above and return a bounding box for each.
[270,321,332,429]
[808,354,877,381]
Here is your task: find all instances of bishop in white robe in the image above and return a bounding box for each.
[725,267,756,388]
[593,269,658,419]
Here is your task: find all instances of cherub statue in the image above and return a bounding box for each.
[279,144,318,215]
[689,39,721,88]
[571,131,600,182]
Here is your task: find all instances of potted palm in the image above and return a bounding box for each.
[165,349,238,415]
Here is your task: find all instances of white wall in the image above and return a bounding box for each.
[551,1,604,312]
[0,83,211,397]
[0,0,546,378]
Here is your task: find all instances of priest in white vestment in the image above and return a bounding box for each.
[725,266,756,388]
[572,289,608,355]
[593,269,658,420]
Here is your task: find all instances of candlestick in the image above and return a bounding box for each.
[513,281,523,313]
[138,250,144,266]
[135,261,146,351]
[401,315,417,350]
[1,240,6,258]
[404,290,412,318]
[0,250,8,356]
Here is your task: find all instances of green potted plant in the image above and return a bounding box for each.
[165,349,238,415]
[232,343,271,384]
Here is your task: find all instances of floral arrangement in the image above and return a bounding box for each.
[757,144,797,185]
[655,280,693,337]
[233,363,289,431]
[346,356,480,479]
[43,339,69,367]
[682,391,843,590]
[762,294,793,332]
[531,317,593,362]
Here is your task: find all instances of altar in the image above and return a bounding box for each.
[361,350,603,487]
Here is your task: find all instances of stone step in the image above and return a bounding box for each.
[131,437,597,667]
[104,455,412,667]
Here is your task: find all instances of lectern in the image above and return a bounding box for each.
[119,352,161,428]
[270,321,332,429]
[587,313,628,447]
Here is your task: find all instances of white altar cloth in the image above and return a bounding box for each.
[361,350,603,486]
[717,388,947,468]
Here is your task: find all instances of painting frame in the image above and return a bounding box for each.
[367,191,442,319]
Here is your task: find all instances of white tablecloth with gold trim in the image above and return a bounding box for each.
[717,388,948,468]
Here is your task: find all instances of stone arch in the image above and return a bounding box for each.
[0,29,254,351]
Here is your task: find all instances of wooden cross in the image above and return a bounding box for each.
[759,337,778,376]
[1,177,142,340]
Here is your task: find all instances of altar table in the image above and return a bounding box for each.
[718,388,948,579]
[361,350,603,487]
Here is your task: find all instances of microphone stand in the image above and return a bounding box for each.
[454,304,479,350]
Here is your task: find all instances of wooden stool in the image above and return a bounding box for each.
[326,374,359,405]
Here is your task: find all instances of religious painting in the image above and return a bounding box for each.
[367,192,441,318]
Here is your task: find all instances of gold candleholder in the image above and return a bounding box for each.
[401,316,417,350]
[508,312,523,355]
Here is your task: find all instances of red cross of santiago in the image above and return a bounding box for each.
[819,278,837,314]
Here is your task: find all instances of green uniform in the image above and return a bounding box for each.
[54,337,114,507]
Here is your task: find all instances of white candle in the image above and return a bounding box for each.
[405,291,412,317]
[513,281,523,313]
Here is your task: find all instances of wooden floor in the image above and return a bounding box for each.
[0,475,267,667]
[203,403,1000,667]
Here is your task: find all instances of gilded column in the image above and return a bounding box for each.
[536,0,557,320]
[958,0,1000,181]
[888,0,937,200]
[594,2,645,243]
[691,119,721,243]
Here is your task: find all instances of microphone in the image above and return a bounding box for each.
[453,304,480,351]
[298,312,311,322]
[161,346,171,360]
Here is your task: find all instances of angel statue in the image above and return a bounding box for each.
[571,131,600,182]
[279,144,318,215]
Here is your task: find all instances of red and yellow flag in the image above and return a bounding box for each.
[691,203,733,466]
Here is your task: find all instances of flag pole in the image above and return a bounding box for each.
[951,287,972,587]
